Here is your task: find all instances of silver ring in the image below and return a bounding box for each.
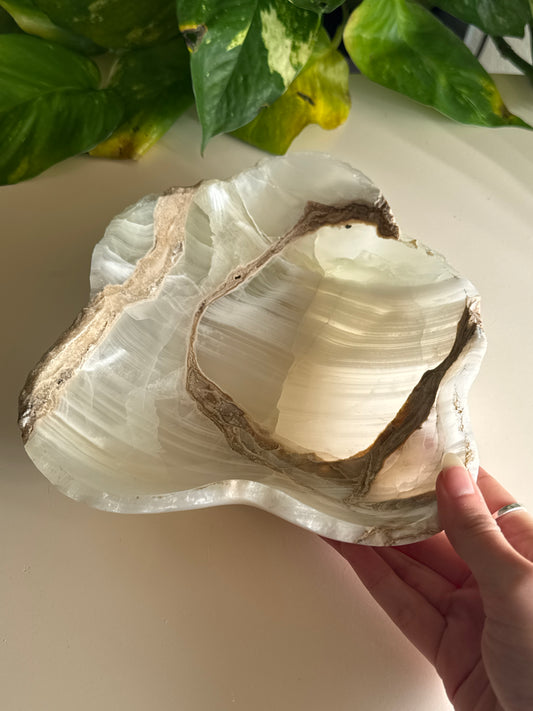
[493,503,526,520]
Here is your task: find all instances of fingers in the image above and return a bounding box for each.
[396,533,470,588]
[476,468,533,562]
[376,547,456,615]
[476,467,516,511]
[327,542,445,663]
[436,461,530,597]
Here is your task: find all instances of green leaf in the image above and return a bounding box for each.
[287,0,345,13]
[177,0,320,148]
[91,38,194,160]
[0,35,123,184]
[233,28,350,153]
[434,0,531,38]
[0,4,22,30]
[32,0,179,49]
[0,0,102,53]
[343,0,531,129]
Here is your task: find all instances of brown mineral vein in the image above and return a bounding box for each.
[186,198,479,500]
[354,521,442,546]
[354,489,436,512]
[18,187,196,443]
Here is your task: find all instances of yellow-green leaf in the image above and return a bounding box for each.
[0,35,122,184]
[177,0,320,149]
[32,0,178,49]
[233,29,350,154]
[90,39,193,160]
[344,0,531,129]
[0,0,102,54]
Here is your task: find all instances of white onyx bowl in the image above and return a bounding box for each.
[19,153,486,544]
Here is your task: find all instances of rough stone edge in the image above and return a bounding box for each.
[18,187,196,444]
[186,198,481,503]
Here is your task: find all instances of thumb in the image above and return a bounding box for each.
[436,455,525,596]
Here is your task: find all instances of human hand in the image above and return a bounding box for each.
[326,459,533,711]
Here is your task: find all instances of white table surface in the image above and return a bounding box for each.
[1,75,532,711]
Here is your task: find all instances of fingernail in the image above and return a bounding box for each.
[440,454,475,497]
[441,452,464,470]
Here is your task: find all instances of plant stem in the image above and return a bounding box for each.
[491,35,533,84]
[331,2,350,50]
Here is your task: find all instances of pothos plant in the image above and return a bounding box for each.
[0,0,531,185]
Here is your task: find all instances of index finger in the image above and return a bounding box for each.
[477,467,533,562]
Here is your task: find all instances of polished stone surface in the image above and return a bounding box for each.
[20,154,485,544]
